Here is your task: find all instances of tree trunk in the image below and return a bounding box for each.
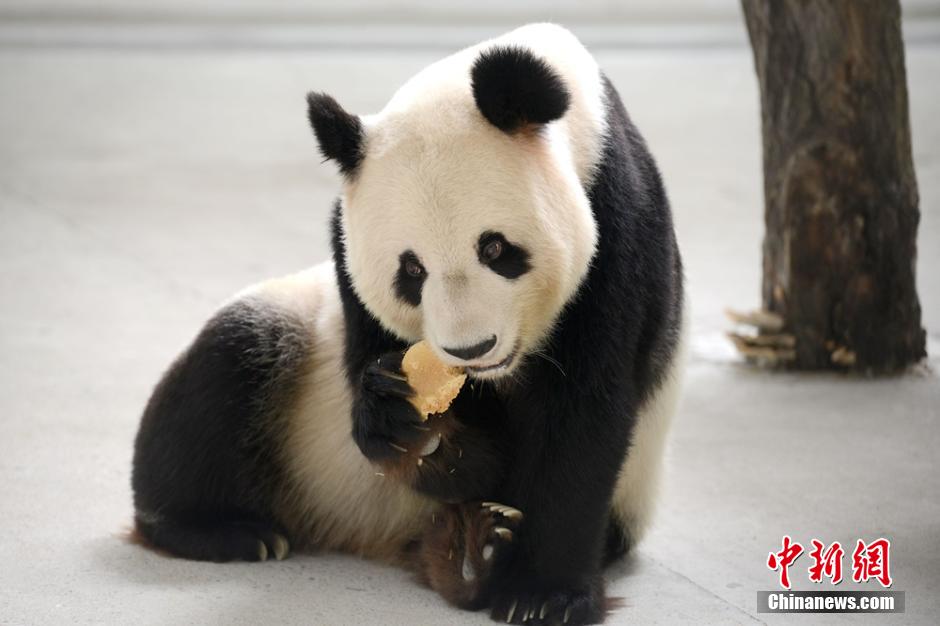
[741,0,926,373]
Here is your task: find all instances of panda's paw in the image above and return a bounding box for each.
[422,502,522,610]
[215,522,291,562]
[354,352,427,461]
[138,517,291,563]
[362,351,414,400]
[467,502,523,579]
[489,580,608,626]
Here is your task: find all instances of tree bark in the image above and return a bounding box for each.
[742,0,926,373]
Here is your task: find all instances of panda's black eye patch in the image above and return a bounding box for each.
[477,231,531,279]
[395,250,426,306]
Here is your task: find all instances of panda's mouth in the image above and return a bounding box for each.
[465,342,519,375]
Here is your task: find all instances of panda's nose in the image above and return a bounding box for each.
[441,335,497,362]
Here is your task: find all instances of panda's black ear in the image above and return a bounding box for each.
[306,92,363,176]
[471,46,570,134]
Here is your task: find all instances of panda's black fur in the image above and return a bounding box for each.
[306,92,364,176]
[132,301,306,561]
[132,28,682,625]
[471,46,572,133]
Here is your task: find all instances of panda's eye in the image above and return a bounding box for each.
[477,231,531,279]
[481,239,503,262]
[395,250,426,306]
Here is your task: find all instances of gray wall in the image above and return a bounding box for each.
[2,0,938,50]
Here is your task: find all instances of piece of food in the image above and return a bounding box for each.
[401,341,467,419]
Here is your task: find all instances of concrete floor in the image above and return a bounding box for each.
[0,42,938,625]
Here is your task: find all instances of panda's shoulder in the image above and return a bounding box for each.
[223,263,334,323]
[193,262,337,377]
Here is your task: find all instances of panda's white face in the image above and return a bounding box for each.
[341,104,598,379]
[307,26,609,378]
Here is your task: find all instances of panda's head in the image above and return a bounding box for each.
[308,45,598,379]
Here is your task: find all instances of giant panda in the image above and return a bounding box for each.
[131,23,685,625]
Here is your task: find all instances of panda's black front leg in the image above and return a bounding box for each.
[352,351,428,461]
[407,386,510,503]
[352,351,509,503]
[487,391,633,625]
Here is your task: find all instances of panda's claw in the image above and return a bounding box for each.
[481,502,524,524]
[271,534,290,561]
[494,526,513,541]
[491,585,606,625]
[374,368,408,382]
[494,505,523,520]
[418,433,442,457]
[506,599,518,623]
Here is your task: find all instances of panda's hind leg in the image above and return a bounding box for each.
[134,514,290,562]
[131,298,310,563]
[418,502,523,610]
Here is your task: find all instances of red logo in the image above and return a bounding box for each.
[768,537,892,589]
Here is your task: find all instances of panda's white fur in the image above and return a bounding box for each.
[236,264,434,559]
